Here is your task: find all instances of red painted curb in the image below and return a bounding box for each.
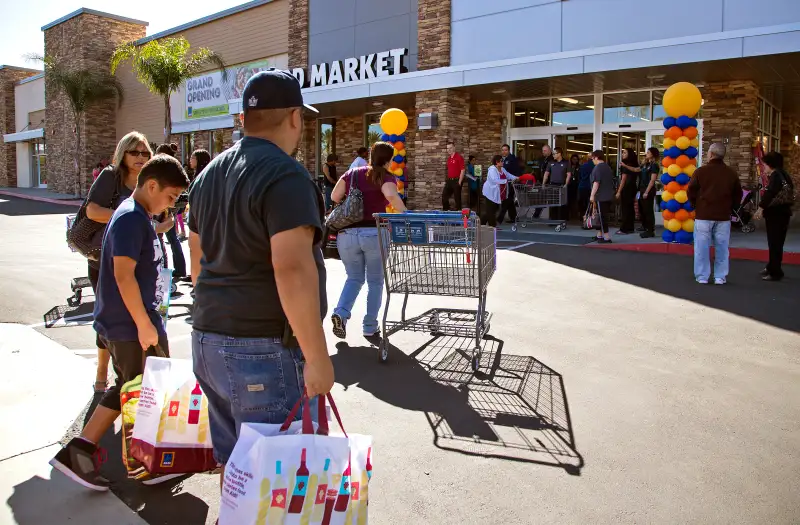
[0,190,82,207]
[586,241,800,265]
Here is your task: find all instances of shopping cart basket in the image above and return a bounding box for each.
[512,182,568,232]
[374,210,496,372]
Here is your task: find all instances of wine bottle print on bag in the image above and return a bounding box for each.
[188,382,202,424]
[267,461,288,525]
[310,459,330,523]
[357,448,372,525]
[289,448,310,514]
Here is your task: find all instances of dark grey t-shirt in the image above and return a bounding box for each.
[546,159,570,184]
[86,166,134,247]
[590,162,615,203]
[188,137,327,337]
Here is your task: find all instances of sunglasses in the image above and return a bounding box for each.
[127,150,151,158]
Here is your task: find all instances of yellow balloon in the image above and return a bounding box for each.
[391,168,403,176]
[675,136,691,150]
[663,82,703,118]
[380,108,408,136]
[674,190,688,203]
[663,138,676,150]
[682,218,695,233]
[662,190,674,202]
[668,164,682,177]
[683,164,697,177]
[393,148,401,156]
[690,138,699,148]
[397,149,406,157]
[667,219,682,233]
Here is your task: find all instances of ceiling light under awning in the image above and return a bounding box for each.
[558,98,580,104]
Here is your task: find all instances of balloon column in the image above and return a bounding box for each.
[379,108,408,211]
[659,82,702,245]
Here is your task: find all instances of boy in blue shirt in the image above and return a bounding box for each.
[50,154,189,491]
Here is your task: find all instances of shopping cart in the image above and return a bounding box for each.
[374,210,496,373]
[511,182,568,232]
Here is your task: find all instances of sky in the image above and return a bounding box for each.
[0,0,248,67]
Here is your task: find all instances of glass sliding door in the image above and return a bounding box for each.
[554,134,594,162]
[512,138,550,177]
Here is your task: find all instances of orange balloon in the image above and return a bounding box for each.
[666,181,681,193]
[683,126,698,140]
[666,126,683,140]
[394,141,405,150]
[662,157,675,168]
[676,155,692,168]
[390,161,399,170]
[674,209,689,221]
[679,184,689,192]
[690,211,696,219]
[662,210,675,220]
[399,162,406,169]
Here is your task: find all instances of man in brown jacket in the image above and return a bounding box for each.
[687,143,743,285]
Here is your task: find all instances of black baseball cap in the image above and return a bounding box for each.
[242,68,318,114]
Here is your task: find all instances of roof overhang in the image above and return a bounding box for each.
[3,129,44,143]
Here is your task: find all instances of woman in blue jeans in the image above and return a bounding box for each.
[330,142,407,338]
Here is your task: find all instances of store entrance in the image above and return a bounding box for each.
[512,138,550,179]
[553,133,594,163]
[602,131,647,169]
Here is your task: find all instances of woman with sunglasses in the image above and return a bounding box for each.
[84,131,153,394]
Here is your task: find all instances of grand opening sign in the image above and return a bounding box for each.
[292,48,408,88]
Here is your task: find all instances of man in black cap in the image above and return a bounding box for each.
[188,69,334,481]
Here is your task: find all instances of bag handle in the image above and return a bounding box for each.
[279,392,348,437]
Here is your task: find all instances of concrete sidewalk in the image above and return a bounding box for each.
[0,323,146,525]
[0,188,82,207]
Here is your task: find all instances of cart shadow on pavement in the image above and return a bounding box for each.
[332,336,584,475]
[42,301,95,328]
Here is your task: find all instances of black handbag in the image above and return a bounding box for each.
[66,170,120,261]
[768,170,795,207]
[322,224,340,260]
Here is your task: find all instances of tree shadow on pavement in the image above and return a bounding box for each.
[520,244,800,333]
[332,336,584,475]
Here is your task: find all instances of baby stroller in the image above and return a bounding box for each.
[731,185,760,233]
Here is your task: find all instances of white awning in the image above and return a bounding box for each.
[171,115,234,134]
[3,128,44,143]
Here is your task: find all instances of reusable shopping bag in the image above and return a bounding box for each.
[219,394,374,525]
[129,357,217,474]
[120,374,147,478]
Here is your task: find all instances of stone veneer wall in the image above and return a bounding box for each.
[779,116,800,218]
[701,81,759,184]
[288,0,309,70]
[468,100,504,168]
[44,13,146,195]
[417,0,451,71]
[0,69,39,187]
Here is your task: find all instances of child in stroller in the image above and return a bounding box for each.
[731,185,760,233]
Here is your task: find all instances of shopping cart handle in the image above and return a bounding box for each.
[373,211,476,220]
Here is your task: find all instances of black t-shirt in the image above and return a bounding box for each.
[323,163,338,188]
[620,164,639,188]
[188,137,327,337]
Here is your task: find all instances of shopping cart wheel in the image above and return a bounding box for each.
[554,224,563,232]
[521,223,527,228]
[742,223,755,233]
[471,349,481,373]
[378,341,389,363]
[511,224,517,232]
[171,282,178,295]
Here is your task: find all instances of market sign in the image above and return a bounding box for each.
[292,48,408,89]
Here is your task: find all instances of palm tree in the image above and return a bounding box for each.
[111,37,226,143]
[28,54,123,196]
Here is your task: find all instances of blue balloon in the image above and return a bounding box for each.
[663,117,676,129]
[393,155,404,163]
[380,133,390,142]
[667,147,682,158]
[390,134,399,143]
[667,199,681,213]
[683,201,694,211]
[676,173,690,185]
[662,230,675,243]
[676,115,693,129]
[659,201,667,211]
[689,118,698,128]
[675,230,693,244]
[660,174,674,185]
[397,134,406,143]
[685,146,698,159]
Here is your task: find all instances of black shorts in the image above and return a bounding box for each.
[98,335,170,412]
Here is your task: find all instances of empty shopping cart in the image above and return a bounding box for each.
[512,182,568,232]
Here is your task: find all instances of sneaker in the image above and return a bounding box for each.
[49,437,110,491]
[714,278,726,285]
[598,238,613,244]
[636,227,646,232]
[139,472,185,486]
[696,279,708,284]
[639,231,655,239]
[331,314,347,339]
[363,328,380,338]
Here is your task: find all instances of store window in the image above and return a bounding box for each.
[210,130,224,157]
[31,138,46,187]
[365,113,382,146]
[551,96,594,126]
[512,99,550,128]
[757,98,780,152]
[603,91,651,124]
[318,119,336,177]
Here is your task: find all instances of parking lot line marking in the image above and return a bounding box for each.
[503,242,536,252]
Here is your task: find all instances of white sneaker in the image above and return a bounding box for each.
[696,279,708,284]
[714,278,726,285]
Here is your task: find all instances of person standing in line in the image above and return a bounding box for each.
[330,142,407,339]
[533,144,554,219]
[350,147,368,170]
[322,153,339,211]
[187,70,334,493]
[466,155,480,209]
[482,155,519,228]
[753,151,794,281]
[687,143,743,285]
[589,150,615,243]
[637,147,660,238]
[84,132,153,393]
[497,144,520,224]
[577,153,594,219]
[442,141,465,211]
[568,154,581,220]
[542,146,572,221]
[616,148,639,234]
[50,155,190,489]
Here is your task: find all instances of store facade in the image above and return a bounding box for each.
[0,67,44,189]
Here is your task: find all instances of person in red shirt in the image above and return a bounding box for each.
[442,141,465,210]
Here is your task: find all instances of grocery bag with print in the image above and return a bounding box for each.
[219,394,373,525]
[130,356,217,474]
[120,374,147,478]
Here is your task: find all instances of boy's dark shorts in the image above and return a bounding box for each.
[98,335,170,411]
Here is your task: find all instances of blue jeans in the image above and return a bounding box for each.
[191,330,313,464]
[324,185,333,210]
[334,227,384,334]
[165,224,186,277]
[694,220,731,281]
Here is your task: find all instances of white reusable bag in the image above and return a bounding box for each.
[219,394,373,525]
